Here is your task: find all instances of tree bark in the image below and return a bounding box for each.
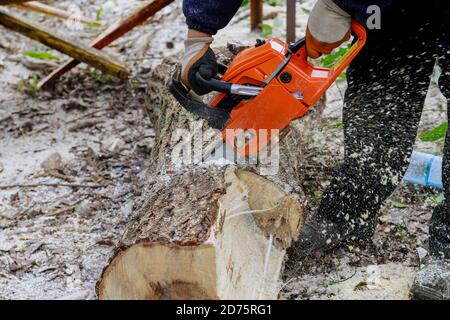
[96,56,316,300]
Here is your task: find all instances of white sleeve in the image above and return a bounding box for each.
[307,0,352,43]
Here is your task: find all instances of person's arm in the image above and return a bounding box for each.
[306,0,392,58]
[180,0,243,95]
[183,0,243,36]
[332,0,391,24]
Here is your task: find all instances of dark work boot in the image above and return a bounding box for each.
[411,260,450,300]
[289,214,347,259]
[429,204,450,259]
[411,204,450,300]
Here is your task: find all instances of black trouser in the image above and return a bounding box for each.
[317,2,450,258]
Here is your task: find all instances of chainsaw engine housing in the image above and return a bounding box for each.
[210,21,366,156]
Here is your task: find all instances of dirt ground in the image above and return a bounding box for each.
[0,0,447,300]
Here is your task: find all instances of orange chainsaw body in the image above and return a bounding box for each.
[211,21,366,156]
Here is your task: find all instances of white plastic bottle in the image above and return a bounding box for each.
[403,151,443,188]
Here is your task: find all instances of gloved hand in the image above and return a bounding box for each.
[181,33,218,96]
[306,0,352,59]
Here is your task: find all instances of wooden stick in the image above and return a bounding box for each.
[13,1,102,26]
[46,205,77,216]
[38,0,174,90]
[0,0,34,5]
[0,182,107,189]
[0,8,130,80]
[250,0,263,31]
[286,0,296,43]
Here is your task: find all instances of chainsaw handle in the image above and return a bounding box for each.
[288,37,306,54]
[298,20,367,73]
[195,73,232,94]
[329,21,366,80]
[217,63,228,75]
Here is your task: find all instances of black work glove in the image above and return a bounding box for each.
[181,36,218,96]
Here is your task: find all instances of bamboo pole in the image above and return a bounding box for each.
[0,8,130,80]
[38,0,174,89]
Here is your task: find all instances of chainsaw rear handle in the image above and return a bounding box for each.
[291,20,366,55]
[287,22,365,55]
[297,21,367,73]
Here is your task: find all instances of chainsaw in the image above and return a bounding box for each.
[169,21,366,160]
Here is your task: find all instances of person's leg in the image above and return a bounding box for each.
[410,2,450,300]
[429,95,450,258]
[429,3,450,260]
[315,5,437,244]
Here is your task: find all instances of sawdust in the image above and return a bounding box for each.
[282,260,416,300]
[0,0,446,300]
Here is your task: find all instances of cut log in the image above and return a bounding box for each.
[97,167,303,299]
[96,57,315,300]
[0,8,130,80]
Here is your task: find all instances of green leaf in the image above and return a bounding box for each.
[85,22,102,29]
[301,7,311,14]
[261,24,273,38]
[329,122,343,130]
[96,6,104,21]
[16,74,40,98]
[337,72,347,80]
[241,0,249,7]
[23,51,59,60]
[419,123,448,142]
[430,193,445,205]
[320,45,350,68]
[266,0,283,6]
[391,198,408,209]
[242,0,282,8]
